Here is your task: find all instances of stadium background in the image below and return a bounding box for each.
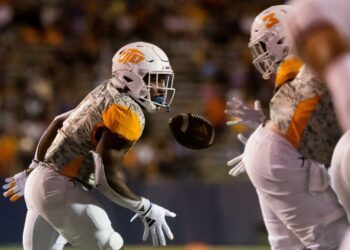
[0,0,282,248]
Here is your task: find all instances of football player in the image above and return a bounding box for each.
[3,42,176,250]
[226,5,348,249]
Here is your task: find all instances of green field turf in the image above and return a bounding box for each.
[0,246,269,250]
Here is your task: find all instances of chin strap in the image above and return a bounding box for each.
[137,98,157,113]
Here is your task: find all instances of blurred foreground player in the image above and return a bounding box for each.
[286,1,350,248]
[226,5,348,249]
[4,42,176,250]
[286,0,350,131]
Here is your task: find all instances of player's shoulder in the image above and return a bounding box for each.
[292,65,325,92]
[90,79,110,98]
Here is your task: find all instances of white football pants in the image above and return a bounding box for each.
[330,130,350,250]
[24,165,124,250]
[244,125,348,250]
[330,130,350,220]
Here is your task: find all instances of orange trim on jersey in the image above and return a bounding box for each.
[275,58,303,88]
[59,155,84,178]
[91,122,105,145]
[102,104,142,142]
[285,96,321,149]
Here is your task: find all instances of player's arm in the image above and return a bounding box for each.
[28,110,73,173]
[3,110,73,201]
[92,128,176,246]
[95,128,139,201]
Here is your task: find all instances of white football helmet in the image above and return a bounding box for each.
[249,5,295,79]
[112,42,175,112]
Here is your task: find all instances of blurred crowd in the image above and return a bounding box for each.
[0,0,280,181]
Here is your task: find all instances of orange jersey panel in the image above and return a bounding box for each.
[102,103,142,142]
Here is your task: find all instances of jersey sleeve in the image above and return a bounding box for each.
[101,103,142,142]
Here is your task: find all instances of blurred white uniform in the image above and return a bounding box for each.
[287,0,350,131]
[330,129,350,249]
[24,80,145,250]
[287,0,350,41]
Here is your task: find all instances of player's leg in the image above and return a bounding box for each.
[23,209,67,250]
[51,203,124,250]
[257,191,304,250]
[244,125,348,249]
[25,165,124,250]
[330,129,350,220]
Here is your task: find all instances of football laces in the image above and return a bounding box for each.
[190,113,211,125]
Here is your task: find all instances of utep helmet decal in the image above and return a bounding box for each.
[117,49,145,64]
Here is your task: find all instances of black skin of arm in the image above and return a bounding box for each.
[95,128,140,201]
[26,110,73,174]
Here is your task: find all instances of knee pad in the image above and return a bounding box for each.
[106,232,124,250]
[86,205,123,249]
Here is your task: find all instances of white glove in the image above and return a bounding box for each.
[131,200,176,246]
[3,160,38,202]
[226,97,265,128]
[3,171,28,202]
[228,133,248,177]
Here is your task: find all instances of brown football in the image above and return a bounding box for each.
[168,113,215,149]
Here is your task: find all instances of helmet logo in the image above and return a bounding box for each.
[262,13,279,29]
[118,48,145,64]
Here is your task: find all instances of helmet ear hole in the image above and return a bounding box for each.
[277,38,284,44]
[142,73,150,82]
[123,76,133,82]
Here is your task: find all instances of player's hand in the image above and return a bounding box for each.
[131,203,176,246]
[228,133,248,177]
[2,160,38,202]
[225,97,265,128]
[3,170,28,202]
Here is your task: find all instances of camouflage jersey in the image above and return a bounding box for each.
[43,79,145,187]
[270,62,342,166]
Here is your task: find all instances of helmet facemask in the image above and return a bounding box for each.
[141,72,175,111]
[249,32,288,80]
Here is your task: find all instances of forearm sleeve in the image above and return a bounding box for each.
[91,151,151,212]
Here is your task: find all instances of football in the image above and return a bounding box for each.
[168,113,215,149]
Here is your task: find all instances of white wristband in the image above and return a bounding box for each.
[29,159,39,169]
[134,197,151,215]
